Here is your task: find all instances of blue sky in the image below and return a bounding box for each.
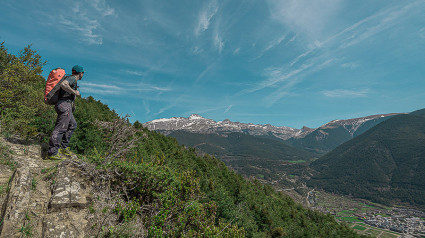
[1,0,425,128]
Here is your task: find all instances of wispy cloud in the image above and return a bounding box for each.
[339,3,418,49]
[214,32,225,53]
[267,0,343,41]
[191,46,203,55]
[285,35,297,45]
[196,62,217,82]
[185,105,228,115]
[322,89,370,98]
[195,0,219,36]
[143,100,150,114]
[244,63,313,94]
[53,0,115,45]
[79,82,121,95]
[341,62,359,69]
[242,1,420,107]
[253,34,286,60]
[122,70,144,76]
[79,81,171,95]
[224,104,233,113]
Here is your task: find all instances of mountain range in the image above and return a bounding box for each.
[144,113,401,154]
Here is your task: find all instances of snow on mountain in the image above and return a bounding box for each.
[319,113,402,136]
[144,114,302,140]
[144,113,403,140]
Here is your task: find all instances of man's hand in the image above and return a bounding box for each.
[75,90,81,97]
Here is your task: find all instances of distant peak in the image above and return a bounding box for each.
[189,114,204,120]
[301,126,312,131]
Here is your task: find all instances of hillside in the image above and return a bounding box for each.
[0,43,364,237]
[168,130,314,181]
[287,114,399,155]
[309,109,425,209]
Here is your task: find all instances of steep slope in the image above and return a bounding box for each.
[287,113,400,154]
[309,109,425,209]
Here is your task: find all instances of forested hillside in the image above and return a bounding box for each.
[309,109,425,210]
[168,130,314,180]
[0,43,363,237]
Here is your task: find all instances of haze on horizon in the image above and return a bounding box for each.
[1,0,424,128]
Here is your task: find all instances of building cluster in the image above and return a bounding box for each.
[363,214,425,237]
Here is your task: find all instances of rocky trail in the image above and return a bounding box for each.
[0,137,96,237]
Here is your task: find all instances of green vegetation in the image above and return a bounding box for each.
[309,110,425,209]
[352,225,366,231]
[169,130,313,181]
[367,229,382,237]
[31,178,37,191]
[380,233,397,238]
[0,42,366,237]
[287,160,306,163]
[336,217,362,222]
[0,140,17,171]
[19,212,33,237]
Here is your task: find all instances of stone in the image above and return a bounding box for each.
[49,162,91,211]
[0,167,32,237]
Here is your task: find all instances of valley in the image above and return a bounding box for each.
[261,165,425,237]
[255,161,425,237]
[145,110,425,237]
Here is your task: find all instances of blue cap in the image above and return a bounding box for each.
[72,65,85,73]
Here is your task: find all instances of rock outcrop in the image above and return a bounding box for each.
[0,138,92,238]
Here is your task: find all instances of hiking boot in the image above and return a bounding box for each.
[59,147,75,157]
[46,153,66,160]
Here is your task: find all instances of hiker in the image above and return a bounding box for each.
[47,65,84,160]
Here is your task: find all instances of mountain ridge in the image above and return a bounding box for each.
[144,113,402,154]
[308,109,425,209]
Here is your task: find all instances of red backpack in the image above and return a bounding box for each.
[44,68,67,105]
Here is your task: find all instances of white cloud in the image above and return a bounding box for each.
[143,100,150,114]
[79,81,171,96]
[337,1,420,49]
[122,70,144,76]
[46,0,115,45]
[341,62,359,69]
[224,105,233,114]
[233,47,240,55]
[267,0,343,41]
[253,34,286,60]
[322,89,369,98]
[80,82,121,90]
[243,58,335,106]
[214,32,225,53]
[191,46,203,55]
[195,0,219,36]
[241,1,420,107]
[286,35,297,45]
[196,61,217,82]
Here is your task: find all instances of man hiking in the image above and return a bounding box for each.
[47,65,84,160]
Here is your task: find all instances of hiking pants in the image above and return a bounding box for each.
[48,101,77,155]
